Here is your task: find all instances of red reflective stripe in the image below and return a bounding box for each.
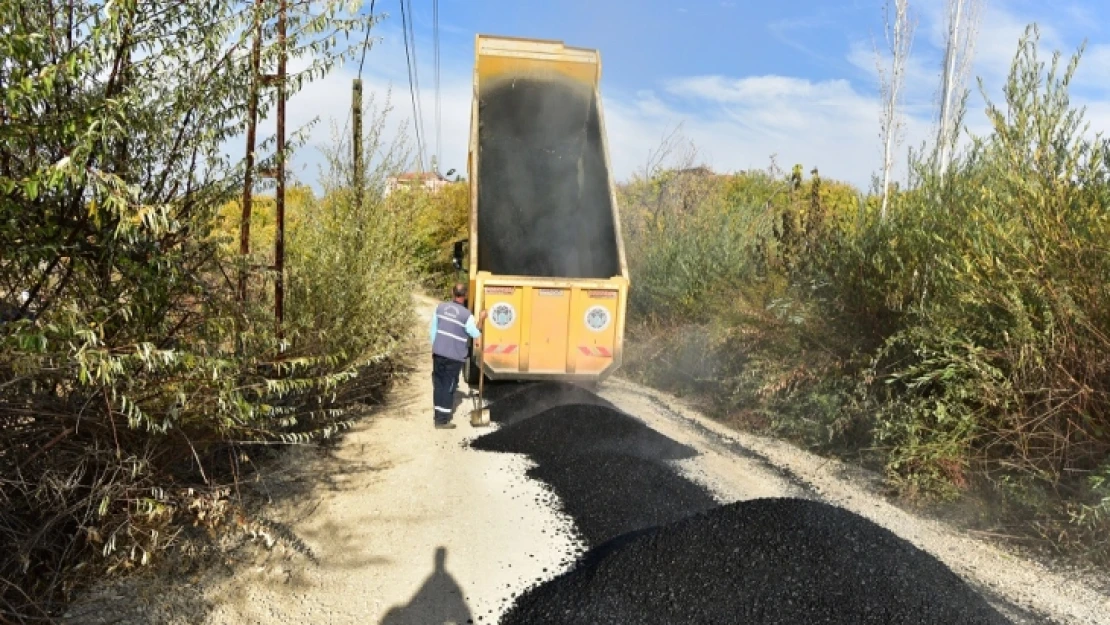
[578,345,613,358]
[484,344,518,355]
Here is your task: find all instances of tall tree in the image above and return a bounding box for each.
[936,0,984,175]
[875,0,916,219]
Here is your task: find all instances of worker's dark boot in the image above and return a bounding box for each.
[435,422,457,429]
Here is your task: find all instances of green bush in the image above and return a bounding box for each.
[286,95,419,376]
[391,180,470,291]
[872,27,1110,497]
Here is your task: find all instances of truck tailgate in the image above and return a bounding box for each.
[476,274,627,381]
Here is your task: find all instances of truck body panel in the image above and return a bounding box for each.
[465,35,629,382]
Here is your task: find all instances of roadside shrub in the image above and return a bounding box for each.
[0,2,399,619]
[285,95,418,375]
[874,28,1110,498]
[396,180,470,290]
[622,25,1110,558]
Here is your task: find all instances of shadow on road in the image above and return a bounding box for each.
[380,547,472,625]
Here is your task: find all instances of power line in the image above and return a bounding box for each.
[399,0,425,171]
[433,0,441,175]
[407,0,428,172]
[358,0,376,77]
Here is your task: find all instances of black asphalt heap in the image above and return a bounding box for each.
[502,497,1011,625]
[471,402,716,547]
[474,402,696,462]
[527,451,715,547]
[476,76,621,279]
[485,382,617,426]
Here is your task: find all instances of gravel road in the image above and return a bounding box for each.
[63,296,1109,625]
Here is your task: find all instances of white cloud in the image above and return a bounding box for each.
[846,39,940,113]
[1072,43,1110,93]
[603,76,933,191]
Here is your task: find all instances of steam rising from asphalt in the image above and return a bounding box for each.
[477,75,620,279]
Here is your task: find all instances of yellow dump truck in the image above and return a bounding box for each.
[455,34,629,386]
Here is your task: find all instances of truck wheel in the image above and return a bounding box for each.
[465,357,480,386]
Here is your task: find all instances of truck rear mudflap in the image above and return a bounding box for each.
[473,272,628,381]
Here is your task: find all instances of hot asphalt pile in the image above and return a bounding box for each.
[476,76,621,279]
[471,396,717,548]
[477,399,696,462]
[484,382,617,426]
[502,497,1011,625]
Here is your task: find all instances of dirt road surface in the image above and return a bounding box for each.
[66,296,1109,624]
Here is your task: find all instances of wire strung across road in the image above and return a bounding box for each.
[399,0,427,172]
[433,0,441,175]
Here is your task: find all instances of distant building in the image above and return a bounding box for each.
[384,171,451,197]
[674,166,715,177]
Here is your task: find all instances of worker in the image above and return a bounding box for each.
[429,283,486,429]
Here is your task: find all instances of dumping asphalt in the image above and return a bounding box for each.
[470,383,1012,624]
[476,76,621,279]
[484,382,618,426]
[476,396,696,463]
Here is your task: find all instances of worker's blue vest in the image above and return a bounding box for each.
[432,302,472,361]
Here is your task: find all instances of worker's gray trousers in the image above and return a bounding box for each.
[432,355,464,425]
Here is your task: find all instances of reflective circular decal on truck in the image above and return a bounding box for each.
[489,302,516,329]
[584,305,611,332]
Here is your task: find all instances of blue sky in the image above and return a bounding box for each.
[280,0,1110,191]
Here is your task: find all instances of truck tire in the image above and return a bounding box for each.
[465,356,481,386]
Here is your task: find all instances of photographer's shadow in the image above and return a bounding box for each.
[380,547,472,625]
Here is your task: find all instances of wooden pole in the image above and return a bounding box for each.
[240,0,263,303]
[274,0,287,339]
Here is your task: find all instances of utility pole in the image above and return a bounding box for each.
[240,0,263,303]
[274,0,287,340]
[352,78,363,207]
